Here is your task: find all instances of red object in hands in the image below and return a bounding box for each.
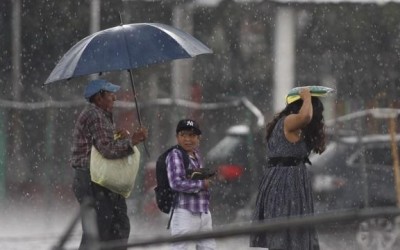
[218,164,244,181]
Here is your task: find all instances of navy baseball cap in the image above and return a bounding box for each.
[84,79,120,101]
[176,119,202,135]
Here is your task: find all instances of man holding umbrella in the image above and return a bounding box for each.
[70,79,148,249]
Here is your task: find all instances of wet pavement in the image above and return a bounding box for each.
[1,201,400,250]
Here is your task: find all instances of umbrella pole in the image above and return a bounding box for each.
[128,69,143,126]
[128,69,150,157]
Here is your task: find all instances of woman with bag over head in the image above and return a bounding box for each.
[250,87,325,250]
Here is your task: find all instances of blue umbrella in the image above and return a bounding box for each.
[45,22,212,127]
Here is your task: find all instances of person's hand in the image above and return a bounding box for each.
[299,87,311,101]
[131,127,148,145]
[114,129,130,140]
[204,179,213,190]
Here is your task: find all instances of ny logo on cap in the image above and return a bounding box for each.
[187,121,194,126]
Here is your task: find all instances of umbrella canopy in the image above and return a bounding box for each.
[44,23,212,84]
[45,22,212,157]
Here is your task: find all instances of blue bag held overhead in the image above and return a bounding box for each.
[154,145,190,214]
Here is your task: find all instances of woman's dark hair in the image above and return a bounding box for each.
[265,97,326,154]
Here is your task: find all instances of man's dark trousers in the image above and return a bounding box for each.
[73,168,130,250]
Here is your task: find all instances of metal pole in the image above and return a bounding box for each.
[11,0,22,101]
[170,2,194,145]
[0,111,6,200]
[358,115,369,208]
[99,207,400,249]
[81,204,100,250]
[52,209,82,250]
[89,0,101,80]
[90,0,101,34]
[52,199,98,250]
[171,3,194,101]
[389,114,400,208]
[273,7,296,113]
[10,0,23,177]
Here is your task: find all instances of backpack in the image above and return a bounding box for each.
[154,145,190,214]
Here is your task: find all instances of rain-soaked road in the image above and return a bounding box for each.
[1,201,400,250]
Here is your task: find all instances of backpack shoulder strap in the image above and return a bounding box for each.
[165,145,191,230]
[174,145,190,170]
